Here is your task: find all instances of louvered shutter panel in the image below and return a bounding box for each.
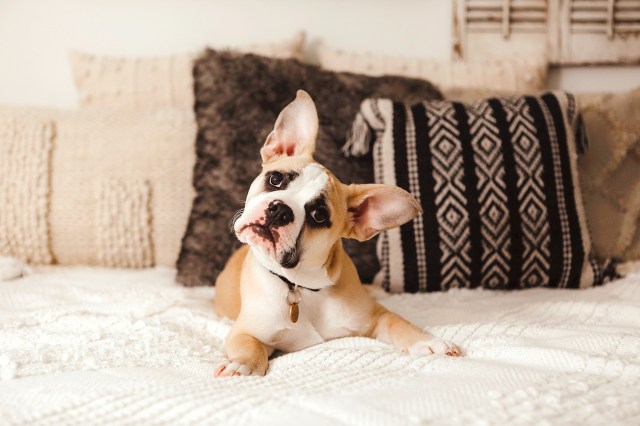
[558,0,640,64]
[454,0,640,64]
[465,0,547,33]
[454,0,549,61]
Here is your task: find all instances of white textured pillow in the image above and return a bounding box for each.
[0,112,54,265]
[51,108,196,267]
[0,106,196,268]
[70,32,305,109]
[317,45,547,93]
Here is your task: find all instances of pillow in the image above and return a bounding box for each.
[442,88,640,262]
[0,111,54,264]
[176,50,443,287]
[0,106,195,267]
[317,45,548,93]
[344,93,617,292]
[578,88,640,261]
[70,32,305,109]
[442,88,517,103]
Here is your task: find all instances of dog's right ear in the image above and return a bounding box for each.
[261,90,319,163]
[345,184,422,241]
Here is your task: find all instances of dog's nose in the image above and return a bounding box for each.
[266,201,294,228]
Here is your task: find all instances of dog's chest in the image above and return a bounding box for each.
[241,281,360,352]
[276,296,359,352]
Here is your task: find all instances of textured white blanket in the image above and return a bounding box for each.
[1,266,639,425]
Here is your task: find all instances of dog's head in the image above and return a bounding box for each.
[234,90,421,287]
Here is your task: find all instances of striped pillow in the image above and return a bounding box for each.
[345,93,617,292]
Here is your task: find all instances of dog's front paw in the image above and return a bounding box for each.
[214,359,268,377]
[409,338,461,357]
[214,361,252,378]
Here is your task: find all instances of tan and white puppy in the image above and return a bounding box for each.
[214,90,460,377]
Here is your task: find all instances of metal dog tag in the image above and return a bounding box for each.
[286,287,302,323]
[289,303,299,323]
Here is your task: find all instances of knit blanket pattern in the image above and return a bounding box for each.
[1,265,639,425]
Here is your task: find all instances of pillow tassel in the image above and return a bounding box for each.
[343,112,372,157]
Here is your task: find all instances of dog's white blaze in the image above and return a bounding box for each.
[274,163,329,211]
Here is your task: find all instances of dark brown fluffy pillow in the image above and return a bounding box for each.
[176,49,443,286]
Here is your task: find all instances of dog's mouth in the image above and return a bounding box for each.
[241,223,279,245]
[241,223,302,269]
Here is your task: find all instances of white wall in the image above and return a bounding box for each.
[0,0,638,108]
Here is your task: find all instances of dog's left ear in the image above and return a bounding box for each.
[261,90,319,163]
[345,184,422,241]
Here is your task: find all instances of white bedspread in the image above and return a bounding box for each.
[1,265,639,425]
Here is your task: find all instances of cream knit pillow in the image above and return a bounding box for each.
[70,32,305,109]
[0,111,54,264]
[317,45,548,93]
[0,106,195,267]
[50,108,196,267]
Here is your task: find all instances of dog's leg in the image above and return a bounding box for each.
[368,304,460,356]
[214,331,273,377]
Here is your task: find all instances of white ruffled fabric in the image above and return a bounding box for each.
[0,256,28,282]
[1,265,639,425]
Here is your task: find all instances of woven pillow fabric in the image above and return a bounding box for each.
[441,87,640,262]
[0,110,54,264]
[317,45,548,94]
[70,32,305,109]
[345,93,617,292]
[0,106,196,268]
[50,108,196,267]
[176,49,443,287]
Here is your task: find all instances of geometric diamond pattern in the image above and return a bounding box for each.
[501,97,551,288]
[467,100,511,288]
[348,92,611,292]
[426,101,471,289]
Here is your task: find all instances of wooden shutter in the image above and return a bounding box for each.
[559,0,640,64]
[464,0,547,33]
[453,0,550,61]
[453,0,640,64]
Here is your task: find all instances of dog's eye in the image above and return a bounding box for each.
[268,172,284,188]
[310,208,328,223]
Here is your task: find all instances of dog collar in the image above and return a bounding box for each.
[269,271,321,293]
[269,270,319,324]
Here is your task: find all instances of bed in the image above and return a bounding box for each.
[1,262,639,425]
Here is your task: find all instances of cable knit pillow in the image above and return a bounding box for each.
[0,111,54,264]
[317,45,547,93]
[70,32,305,109]
[0,106,195,267]
[176,49,443,287]
[345,93,617,292]
[51,108,196,267]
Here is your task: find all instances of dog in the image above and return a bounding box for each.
[214,90,460,377]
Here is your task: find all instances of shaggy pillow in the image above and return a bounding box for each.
[69,32,305,109]
[345,93,617,292]
[176,50,443,287]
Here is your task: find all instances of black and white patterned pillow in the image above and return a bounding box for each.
[345,92,618,292]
